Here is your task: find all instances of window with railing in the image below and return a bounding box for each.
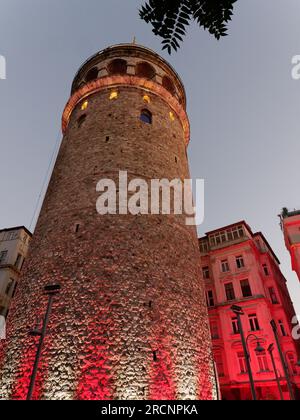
[206,290,215,308]
[4,231,18,241]
[209,225,245,247]
[199,241,209,254]
[225,283,236,301]
[221,259,230,273]
[0,251,8,264]
[238,352,247,374]
[263,264,270,276]
[236,255,245,269]
[257,351,270,372]
[268,287,279,304]
[232,317,239,335]
[249,314,260,332]
[241,279,252,298]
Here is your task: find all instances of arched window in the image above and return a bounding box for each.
[136,62,156,80]
[107,59,127,75]
[162,76,176,95]
[85,67,99,83]
[140,109,152,124]
[77,114,86,128]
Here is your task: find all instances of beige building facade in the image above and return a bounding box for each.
[0,227,32,317]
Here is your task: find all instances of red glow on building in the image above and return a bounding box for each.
[61,75,191,145]
[75,312,115,400]
[149,336,176,400]
[197,357,214,400]
[281,210,300,282]
[0,43,215,401]
[200,221,300,400]
[11,340,47,400]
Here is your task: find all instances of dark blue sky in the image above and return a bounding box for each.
[0,0,300,312]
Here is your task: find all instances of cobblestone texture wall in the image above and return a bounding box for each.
[0,45,215,400]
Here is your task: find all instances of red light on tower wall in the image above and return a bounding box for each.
[0,44,215,400]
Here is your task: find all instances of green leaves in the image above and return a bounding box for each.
[140,0,237,54]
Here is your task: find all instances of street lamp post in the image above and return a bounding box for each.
[212,360,221,401]
[26,284,61,401]
[231,305,263,401]
[270,320,295,401]
[267,343,284,401]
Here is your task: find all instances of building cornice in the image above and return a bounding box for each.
[0,226,32,237]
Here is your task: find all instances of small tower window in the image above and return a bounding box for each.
[169,112,175,121]
[136,62,156,80]
[81,100,88,111]
[107,59,127,75]
[109,90,118,100]
[162,76,176,95]
[77,114,86,128]
[85,67,99,83]
[140,109,152,124]
[143,95,151,104]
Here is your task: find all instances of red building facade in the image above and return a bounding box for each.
[200,221,300,400]
[281,209,300,283]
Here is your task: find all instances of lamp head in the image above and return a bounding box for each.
[231,305,244,315]
[44,284,61,295]
[255,341,265,354]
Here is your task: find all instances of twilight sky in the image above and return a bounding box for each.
[0,0,300,313]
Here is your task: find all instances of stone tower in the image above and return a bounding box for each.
[0,44,215,400]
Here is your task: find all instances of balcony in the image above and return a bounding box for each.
[219,294,265,307]
[0,262,21,274]
[208,225,249,251]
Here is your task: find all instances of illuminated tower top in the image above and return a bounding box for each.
[62,44,190,143]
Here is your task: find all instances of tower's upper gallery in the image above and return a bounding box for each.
[71,43,187,108]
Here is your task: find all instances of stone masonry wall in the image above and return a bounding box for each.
[0,47,215,400]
